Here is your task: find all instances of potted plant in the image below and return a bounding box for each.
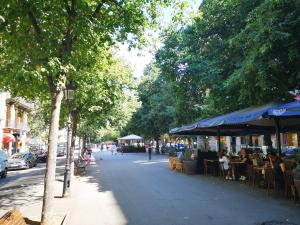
[293,153,300,199]
[182,149,197,175]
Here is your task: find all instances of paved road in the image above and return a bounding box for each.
[79,151,300,225]
[0,157,66,212]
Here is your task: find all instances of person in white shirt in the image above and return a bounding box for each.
[111,144,117,155]
[219,152,232,180]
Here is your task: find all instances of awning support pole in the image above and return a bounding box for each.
[274,118,282,154]
[217,126,221,152]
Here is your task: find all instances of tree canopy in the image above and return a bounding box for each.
[124,0,300,140]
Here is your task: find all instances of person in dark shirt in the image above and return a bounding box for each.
[239,148,252,180]
[268,151,285,186]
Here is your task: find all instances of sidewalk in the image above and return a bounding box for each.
[0,175,72,225]
[0,153,111,225]
[67,162,127,225]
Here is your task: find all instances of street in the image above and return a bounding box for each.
[1,152,300,225]
[69,151,300,225]
[0,157,66,213]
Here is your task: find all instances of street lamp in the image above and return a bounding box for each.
[62,87,74,197]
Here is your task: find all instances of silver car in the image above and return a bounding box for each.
[0,149,8,178]
[8,152,37,170]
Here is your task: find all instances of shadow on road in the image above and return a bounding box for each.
[78,152,300,225]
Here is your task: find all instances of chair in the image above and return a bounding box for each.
[285,159,295,171]
[248,165,264,187]
[265,168,282,196]
[247,165,255,186]
[175,158,183,172]
[284,170,295,200]
[169,157,177,170]
[219,161,225,178]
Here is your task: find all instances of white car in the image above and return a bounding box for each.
[0,149,8,178]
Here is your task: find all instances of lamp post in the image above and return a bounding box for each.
[62,88,74,197]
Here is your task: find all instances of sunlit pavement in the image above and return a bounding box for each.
[68,151,300,225]
[0,157,66,215]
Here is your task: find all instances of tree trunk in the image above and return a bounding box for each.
[82,135,87,156]
[41,90,64,225]
[70,112,78,178]
[155,137,159,154]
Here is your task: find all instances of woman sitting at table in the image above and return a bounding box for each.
[268,151,285,186]
[238,148,252,181]
[219,151,232,180]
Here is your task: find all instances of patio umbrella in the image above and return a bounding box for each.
[170,101,300,153]
[3,133,16,144]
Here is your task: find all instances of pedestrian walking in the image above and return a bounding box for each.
[111,144,117,155]
[148,146,152,160]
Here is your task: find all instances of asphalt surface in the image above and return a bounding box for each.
[1,152,300,225]
[87,151,300,225]
[0,157,66,211]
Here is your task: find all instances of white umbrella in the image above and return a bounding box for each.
[119,134,143,140]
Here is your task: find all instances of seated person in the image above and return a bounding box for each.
[238,148,252,180]
[268,151,285,186]
[177,151,184,161]
[219,151,232,180]
[252,153,264,166]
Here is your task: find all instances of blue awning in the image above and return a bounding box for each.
[170,101,300,136]
[197,103,277,127]
[267,101,300,118]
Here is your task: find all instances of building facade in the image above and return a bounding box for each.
[198,133,299,153]
[0,92,33,155]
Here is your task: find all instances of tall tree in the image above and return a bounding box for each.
[124,63,174,152]
[228,0,300,105]
[0,1,186,224]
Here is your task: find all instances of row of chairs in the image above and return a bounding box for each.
[203,159,298,200]
[247,165,297,200]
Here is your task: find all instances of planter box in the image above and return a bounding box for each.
[183,160,197,175]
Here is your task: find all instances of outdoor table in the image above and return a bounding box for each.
[253,166,264,173]
[206,159,219,163]
[205,159,219,176]
[229,161,245,180]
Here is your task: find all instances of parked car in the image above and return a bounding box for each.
[0,149,8,178]
[284,147,300,158]
[57,143,66,157]
[36,150,47,163]
[8,152,37,170]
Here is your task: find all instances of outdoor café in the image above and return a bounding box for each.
[170,101,300,200]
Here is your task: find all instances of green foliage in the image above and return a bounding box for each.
[153,0,300,128]
[122,63,174,140]
[28,102,49,142]
[183,149,192,161]
[168,147,176,157]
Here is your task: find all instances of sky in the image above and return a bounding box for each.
[117,0,202,79]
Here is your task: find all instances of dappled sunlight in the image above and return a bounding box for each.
[69,166,128,225]
[132,159,168,165]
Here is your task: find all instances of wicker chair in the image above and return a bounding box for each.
[265,168,281,196]
[284,170,295,200]
[219,161,226,178]
[175,158,183,172]
[247,165,255,186]
[247,165,263,187]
